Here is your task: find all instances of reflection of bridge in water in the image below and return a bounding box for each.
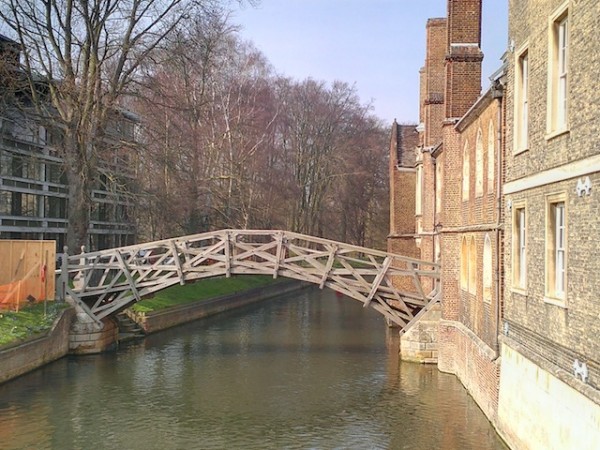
[58,229,440,332]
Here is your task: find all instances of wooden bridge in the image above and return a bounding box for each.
[58,229,440,332]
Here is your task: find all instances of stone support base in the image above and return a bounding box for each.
[498,337,600,450]
[69,313,118,354]
[400,303,440,363]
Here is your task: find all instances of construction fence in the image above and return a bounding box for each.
[0,240,56,311]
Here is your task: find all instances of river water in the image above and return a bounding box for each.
[0,288,506,450]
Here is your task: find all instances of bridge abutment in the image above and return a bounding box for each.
[69,313,118,354]
[399,304,440,363]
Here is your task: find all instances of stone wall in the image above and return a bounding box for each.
[127,280,307,334]
[400,303,440,363]
[500,1,600,443]
[0,306,75,384]
[498,338,600,450]
[69,314,119,355]
[438,320,500,422]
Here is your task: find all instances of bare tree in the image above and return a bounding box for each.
[136,26,281,238]
[0,0,224,249]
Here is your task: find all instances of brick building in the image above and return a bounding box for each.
[387,18,448,361]
[390,0,600,447]
[387,121,419,265]
[389,0,506,425]
[498,0,600,448]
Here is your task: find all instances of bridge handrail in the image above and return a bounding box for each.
[60,229,440,270]
[58,229,440,331]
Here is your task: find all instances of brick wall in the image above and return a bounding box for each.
[434,0,504,427]
[388,122,420,291]
[439,320,500,420]
[446,0,482,46]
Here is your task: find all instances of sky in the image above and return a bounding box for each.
[232,0,508,124]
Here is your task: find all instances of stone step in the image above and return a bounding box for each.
[115,312,145,342]
[118,331,145,342]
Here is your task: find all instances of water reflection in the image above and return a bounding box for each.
[0,288,505,449]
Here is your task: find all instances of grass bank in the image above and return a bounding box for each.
[0,302,69,347]
[0,276,285,346]
[130,275,283,313]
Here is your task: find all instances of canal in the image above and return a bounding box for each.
[0,288,506,449]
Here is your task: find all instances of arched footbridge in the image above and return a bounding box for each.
[58,229,440,333]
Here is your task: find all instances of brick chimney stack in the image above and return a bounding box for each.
[444,0,483,119]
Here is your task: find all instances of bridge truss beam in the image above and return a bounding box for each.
[58,230,440,332]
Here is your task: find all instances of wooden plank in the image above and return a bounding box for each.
[224,232,232,278]
[115,250,141,303]
[273,232,284,279]
[364,256,392,308]
[319,245,337,289]
[64,228,440,329]
[169,240,185,285]
[65,285,103,328]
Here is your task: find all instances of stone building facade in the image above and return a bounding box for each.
[498,0,600,448]
[435,0,506,424]
[387,18,448,362]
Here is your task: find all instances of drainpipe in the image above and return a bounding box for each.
[493,82,504,356]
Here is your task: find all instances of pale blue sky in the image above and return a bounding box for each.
[232,0,508,124]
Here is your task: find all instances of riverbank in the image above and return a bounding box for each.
[125,279,306,334]
[0,306,75,384]
[0,277,307,384]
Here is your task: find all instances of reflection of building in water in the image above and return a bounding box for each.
[0,34,137,251]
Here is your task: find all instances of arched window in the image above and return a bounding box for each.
[476,128,484,197]
[483,234,493,303]
[461,236,469,290]
[462,140,470,201]
[488,120,495,190]
[469,236,477,294]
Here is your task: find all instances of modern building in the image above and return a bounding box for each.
[0,34,137,251]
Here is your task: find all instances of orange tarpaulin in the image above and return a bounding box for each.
[0,240,55,311]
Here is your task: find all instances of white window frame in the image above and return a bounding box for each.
[514,44,529,153]
[547,2,569,137]
[511,200,527,292]
[545,192,567,305]
[416,164,423,215]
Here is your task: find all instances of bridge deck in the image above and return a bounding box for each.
[58,229,440,332]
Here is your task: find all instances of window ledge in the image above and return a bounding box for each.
[543,295,567,309]
[545,128,570,141]
[513,147,529,156]
[510,286,528,296]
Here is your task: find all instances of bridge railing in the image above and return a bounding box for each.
[57,229,440,330]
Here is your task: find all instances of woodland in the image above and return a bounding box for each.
[0,0,391,250]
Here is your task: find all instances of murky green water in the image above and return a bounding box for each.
[0,288,506,449]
